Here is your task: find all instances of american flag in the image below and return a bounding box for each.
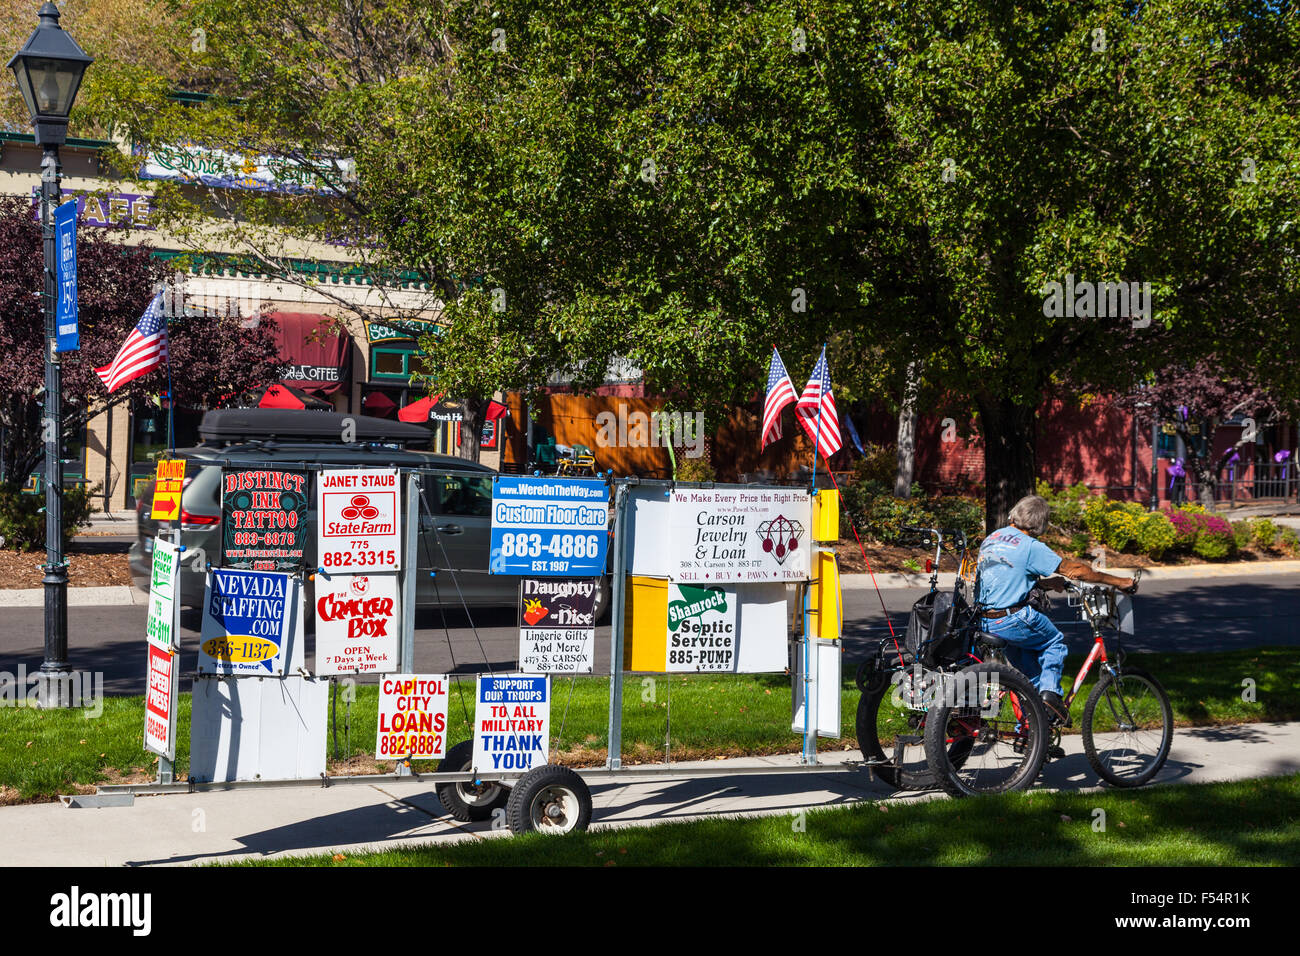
[796,346,842,457]
[96,294,168,393]
[762,348,798,448]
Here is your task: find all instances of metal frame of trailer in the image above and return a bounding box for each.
[94,469,874,832]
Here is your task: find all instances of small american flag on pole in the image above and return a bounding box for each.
[96,293,168,393]
[796,346,842,457]
[762,347,798,448]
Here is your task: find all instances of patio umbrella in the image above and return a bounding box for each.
[244,383,333,410]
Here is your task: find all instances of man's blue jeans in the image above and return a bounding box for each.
[980,606,1067,696]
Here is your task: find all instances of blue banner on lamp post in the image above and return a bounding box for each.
[54,199,78,353]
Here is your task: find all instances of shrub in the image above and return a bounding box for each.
[1193,514,1237,560]
[839,479,984,545]
[1134,512,1177,560]
[1280,527,1299,554]
[853,443,898,486]
[1165,507,1199,548]
[1035,480,1094,534]
[0,482,99,552]
[1231,520,1254,550]
[1083,497,1146,551]
[1069,532,1091,556]
[675,457,716,482]
[1252,519,1278,551]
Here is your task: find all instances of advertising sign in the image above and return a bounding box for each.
[144,641,177,760]
[315,573,399,675]
[145,537,181,651]
[666,583,738,672]
[489,476,609,576]
[375,674,449,761]
[150,459,186,521]
[199,568,297,676]
[518,578,597,674]
[317,469,401,572]
[472,674,550,772]
[221,468,308,571]
[54,199,78,352]
[668,487,812,583]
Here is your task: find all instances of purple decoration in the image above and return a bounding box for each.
[1168,457,1186,492]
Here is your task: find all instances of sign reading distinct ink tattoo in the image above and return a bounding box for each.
[221,468,308,571]
[518,578,597,674]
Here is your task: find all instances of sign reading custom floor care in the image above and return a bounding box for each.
[518,578,597,674]
[668,488,812,583]
[145,537,181,651]
[490,476,609,576]
[221,468,309,571]
[472,674,550,772]
[144,641,177,760]
[666,583,737,672]
[315,574,398,675]
[199,568,296,676]
[375,674,448,761]
[317,469,401,572]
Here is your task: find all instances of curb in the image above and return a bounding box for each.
[0,586,145,608]
[840,559,1300,590]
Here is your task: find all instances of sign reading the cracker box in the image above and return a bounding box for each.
[518,577,597,674]
[315,573,398,675]
[668,487,812,583]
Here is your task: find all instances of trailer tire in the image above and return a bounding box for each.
[506,764,592,835]
[435,740,510,822]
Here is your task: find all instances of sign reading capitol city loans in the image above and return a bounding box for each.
[315,574,398,675]
[667,583,738,672]
[375,674,449,760]
[145,537,181,651]
[668,488,812,583]
[221,468,308,571]
[518,578,597,674]
[473,675,550,772]
[317,469,401,572]
[199,568,297,676]
[490,476,609,576]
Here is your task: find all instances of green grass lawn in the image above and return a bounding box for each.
[1,646,1296,802]
[240,774,1300,867]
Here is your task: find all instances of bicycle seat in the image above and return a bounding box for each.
[977,633,1007,649]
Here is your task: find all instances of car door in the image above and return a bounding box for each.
[418,470,517,607]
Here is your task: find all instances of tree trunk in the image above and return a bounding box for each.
[894,360,921,498]
[977,395,1037,532]
[457,394,485,464]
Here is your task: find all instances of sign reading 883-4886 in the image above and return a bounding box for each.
[489,476,610,576]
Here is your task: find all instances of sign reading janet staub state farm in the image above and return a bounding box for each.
[473,674,550,772]
[199,568,296,676]
[667,583,737,672]
[490,476,609,576]
[375,674,449,760]
[221,468,308,571]
[668,488,811,583]
[317,469,400,572]
[518,578,597,673]
[146,537,181,651]
[144,641,177,759]
[315,574,398,675]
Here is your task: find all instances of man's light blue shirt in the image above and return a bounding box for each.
[976,525,1062,609]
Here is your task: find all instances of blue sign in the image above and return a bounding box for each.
[54,200,78,352]
[489,476,610,576]
[198,568,295,676]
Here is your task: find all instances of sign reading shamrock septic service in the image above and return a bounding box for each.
[221,468,308,571]
[666,583,737,672]
[199,568,296,676]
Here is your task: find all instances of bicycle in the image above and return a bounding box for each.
[856,527,1051,796]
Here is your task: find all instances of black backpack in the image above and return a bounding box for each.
[904,588,973,668]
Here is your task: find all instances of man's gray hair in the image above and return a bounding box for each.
[1007,495,1051,537]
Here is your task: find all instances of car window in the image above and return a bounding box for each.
[428,473,493,516]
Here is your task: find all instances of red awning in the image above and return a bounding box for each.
[265,312,352,395]
[485,399,509,421]
[249,383,332,410]
[398,393,444,423]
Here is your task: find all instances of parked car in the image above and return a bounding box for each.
[128,409,611,621]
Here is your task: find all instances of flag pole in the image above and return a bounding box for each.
[809,344,827,490]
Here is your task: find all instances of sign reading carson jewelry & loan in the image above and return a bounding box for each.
[668,487,812,583]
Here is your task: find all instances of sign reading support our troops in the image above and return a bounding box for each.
[473,675,550,772]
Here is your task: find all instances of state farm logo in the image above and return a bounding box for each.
[341,495,381,521]
[322,490,396,537]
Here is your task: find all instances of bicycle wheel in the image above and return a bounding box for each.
[924,662,1049,798]
[1081,667,1173,787]
[857,673,973,790]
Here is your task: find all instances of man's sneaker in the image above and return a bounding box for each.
[1041,691,1072,727]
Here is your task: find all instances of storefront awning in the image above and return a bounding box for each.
[266,312,352,395]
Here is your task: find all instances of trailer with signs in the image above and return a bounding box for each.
[108,462,862,837]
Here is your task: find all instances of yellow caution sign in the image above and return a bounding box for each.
[150,459,186,521]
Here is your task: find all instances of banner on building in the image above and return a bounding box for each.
[668,487,811,583]
[315,573,399,675]
[473,674,550,773]
[317,469,401,572]
[489,476,609,576]
[199,568,298,677]
[375,674,449,761]
[518,577,597,674]
[221,468,308,571]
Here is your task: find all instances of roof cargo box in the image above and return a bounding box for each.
[199,408,432,448]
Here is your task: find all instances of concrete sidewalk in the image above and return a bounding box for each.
[1,721,1296,867]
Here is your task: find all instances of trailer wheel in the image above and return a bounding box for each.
[435,740,509,822]
[506,764,592,835]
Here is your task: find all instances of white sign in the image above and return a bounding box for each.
[518,578,597,674]
[144,641,177,760]
[668,488,812,583]
[667,583,738,672]
[145,537,181,651]
[315,573,399,675]
[375,674,449,761]
[317,469,401,572]
[473,674,550,773]
[198,568,299,677]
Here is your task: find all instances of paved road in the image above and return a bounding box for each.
[1,573,1296,695]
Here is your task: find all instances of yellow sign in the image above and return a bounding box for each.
[200,635,280,663]
[150,459,186,521]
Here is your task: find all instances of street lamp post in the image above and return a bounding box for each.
[8,2,92,708]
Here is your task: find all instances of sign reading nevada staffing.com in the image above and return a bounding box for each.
[490,476,609,576]
[668,487,812,583]
[317,469,401,572]
[221,468,309,571]
[199,568,296,676]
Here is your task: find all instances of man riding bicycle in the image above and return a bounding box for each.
[977,494,1138,726]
